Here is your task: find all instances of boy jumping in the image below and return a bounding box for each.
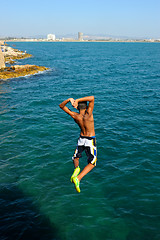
[59,96,97,193]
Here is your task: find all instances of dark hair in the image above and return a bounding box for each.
[77,101,87,110]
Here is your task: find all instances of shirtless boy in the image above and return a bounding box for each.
[59,96,97,193]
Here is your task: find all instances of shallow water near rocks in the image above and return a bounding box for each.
[0,42,160,240]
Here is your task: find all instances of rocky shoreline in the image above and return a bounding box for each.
[0,65,48,80]
[0,41,49,80]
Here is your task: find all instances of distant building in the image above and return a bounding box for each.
[47,34,56,41]
[78,32,83,41]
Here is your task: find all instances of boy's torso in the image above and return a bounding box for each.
[74,111,95,137]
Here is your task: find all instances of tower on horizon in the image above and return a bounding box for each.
[78,32,83,41]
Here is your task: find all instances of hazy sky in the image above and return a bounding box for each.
[0,0,160,38]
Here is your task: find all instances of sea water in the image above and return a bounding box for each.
[0,42,160,240]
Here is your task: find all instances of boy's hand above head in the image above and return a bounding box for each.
[69,98,75,106]
[73,99,78,109]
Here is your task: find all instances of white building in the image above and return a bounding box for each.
[47,34,56,41]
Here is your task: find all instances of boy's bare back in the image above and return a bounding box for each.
[74,110,95,137]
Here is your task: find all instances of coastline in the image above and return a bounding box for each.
[5,39,160,43]
[0,41,49,81]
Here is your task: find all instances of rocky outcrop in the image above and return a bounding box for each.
[0,43,49,80]
[0,65,49,80]
[2,44,32,64]
[5,52,32,64]
[0,42,5,69]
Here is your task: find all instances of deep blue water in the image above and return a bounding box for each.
[0,42,160,240]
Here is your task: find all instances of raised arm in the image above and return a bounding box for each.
[73,96,94,115]
[59,98,76,118]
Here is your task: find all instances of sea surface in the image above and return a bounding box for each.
[0,42,160,240]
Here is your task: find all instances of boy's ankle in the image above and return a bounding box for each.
[77,176,80,182]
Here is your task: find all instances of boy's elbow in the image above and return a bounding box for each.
[59,104,63,109]
[91,96,94,101]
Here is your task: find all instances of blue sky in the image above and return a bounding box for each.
[0,0,160,38]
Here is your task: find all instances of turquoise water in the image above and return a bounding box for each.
[0,42,160,240]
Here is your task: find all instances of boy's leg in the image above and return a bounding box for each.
[76,139,97,182]
[72,163,94,193]
[73,157,79,168]
[77,163,95,182]
[71,158,80,183]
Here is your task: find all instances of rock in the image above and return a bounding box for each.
[2,45,32,64]
[0,45,5,69]
[0,65,49,80]
[0,44,49,80]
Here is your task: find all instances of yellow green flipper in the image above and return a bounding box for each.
[70,166,80,183]
[72,177,80,193]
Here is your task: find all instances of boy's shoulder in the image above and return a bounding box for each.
[71,111,80,120]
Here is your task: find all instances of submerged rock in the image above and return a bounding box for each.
[0,65,49,80]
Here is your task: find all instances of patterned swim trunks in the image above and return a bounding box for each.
[72,135,97,166]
